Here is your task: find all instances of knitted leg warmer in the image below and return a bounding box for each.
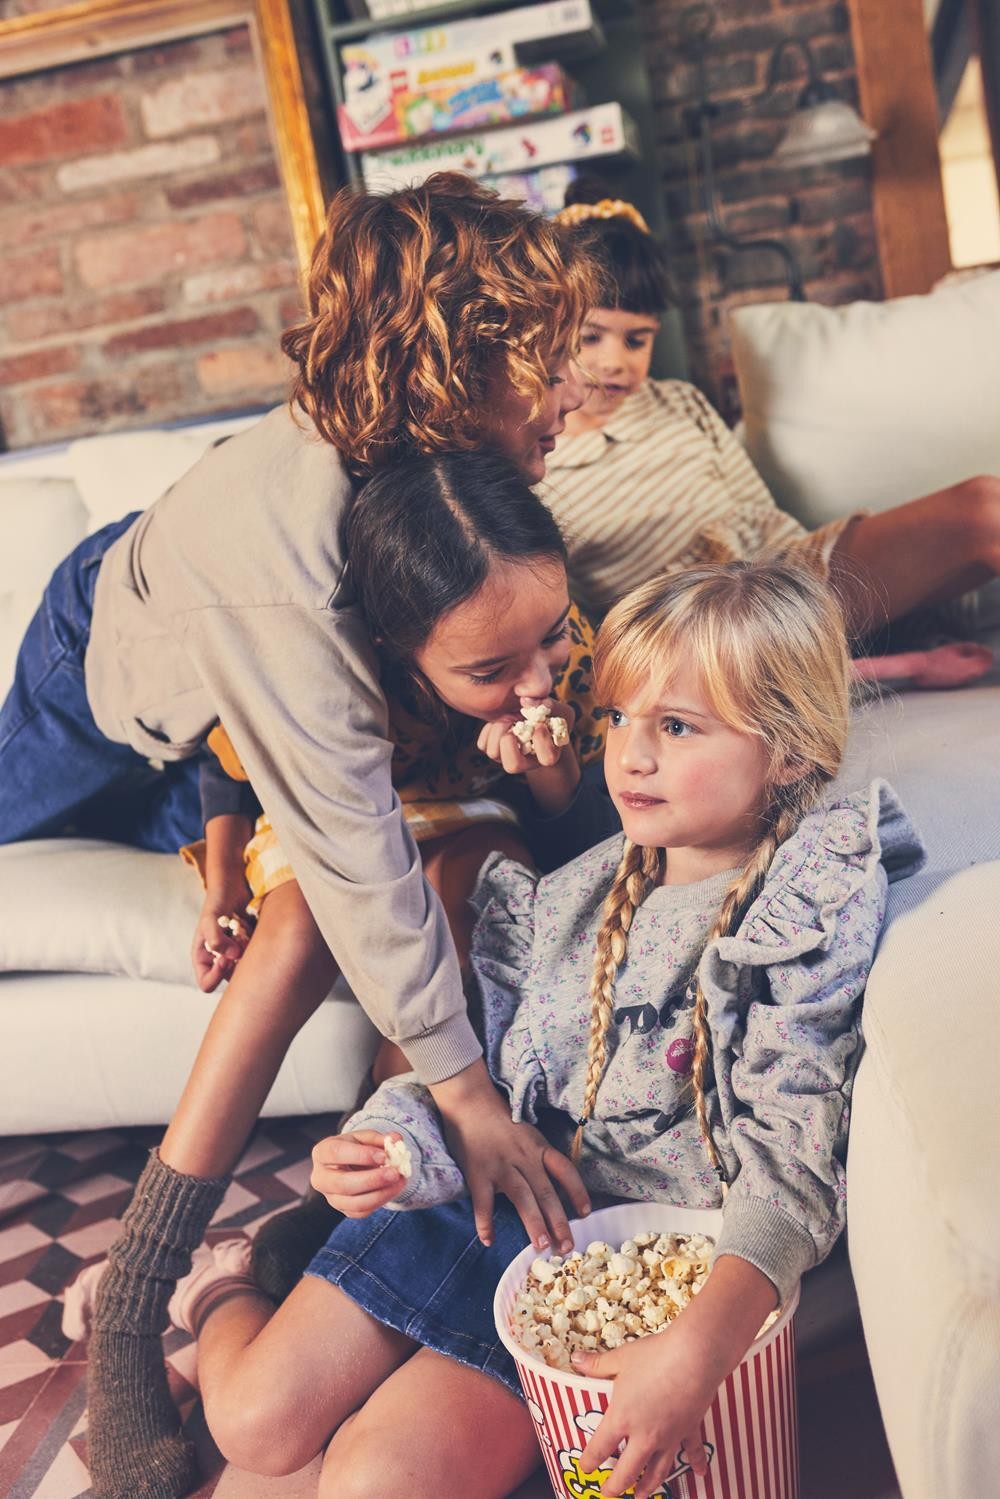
[86,1150,228,1499]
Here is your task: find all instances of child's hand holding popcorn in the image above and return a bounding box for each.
[570,1256,778,1499]
[476,697,580,816]
[190,811,255,993]
[311,1130,413,1218]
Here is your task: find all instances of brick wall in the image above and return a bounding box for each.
[0,26,301,449]
[641,0,881,414]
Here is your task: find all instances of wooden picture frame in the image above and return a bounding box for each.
[0,0,326,271]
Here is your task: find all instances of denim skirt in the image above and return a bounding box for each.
[306,1196,530,1397]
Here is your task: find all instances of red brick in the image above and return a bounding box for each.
[140,66,265,138]
[103,306,259,357]
[23,365,187,437]
[0,95,127,167]
[0,344,79,385]
[252,199,295,257]
[233,120,275,158]
[0,246,63,304]
[196,344,289,396]
[0,165,47,206]
[0,191,138,248]
[75,213,246,289]
[183,259,298,305]
[166,161,281,210]
[131,35,217,73]
[279,292,304,330]
[6,288,166,342]
[223,25,253,55]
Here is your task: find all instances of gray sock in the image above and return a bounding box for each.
[86,1150,229,1499]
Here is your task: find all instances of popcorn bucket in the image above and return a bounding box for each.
[494,1203,799,1499]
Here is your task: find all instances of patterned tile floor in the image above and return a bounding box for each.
[0,1123,903,1499]
[0,1120,337,1499]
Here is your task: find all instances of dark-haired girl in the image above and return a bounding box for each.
[546,186,998,688]
[65,448,619,1406]
[8,172,600,1499]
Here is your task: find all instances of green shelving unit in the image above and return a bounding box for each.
[311,0,686,377]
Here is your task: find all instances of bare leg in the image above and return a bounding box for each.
[194,1275,415,1477]
[830,477,1000,637]
[318,1347,540,1499]
[84,882,337,1499]
[160,880,338,1178]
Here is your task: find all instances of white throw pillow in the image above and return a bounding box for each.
[0,838,202,985]
[0,478,88,698]
[730,271,1000,529]
[68,430,216,534]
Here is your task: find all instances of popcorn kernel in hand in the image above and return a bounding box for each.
[383,1136,412,1180]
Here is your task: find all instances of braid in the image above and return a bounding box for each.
[692,778,825,1179]
[572,840,662,1162]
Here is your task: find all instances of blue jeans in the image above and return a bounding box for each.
[0,512,202,852]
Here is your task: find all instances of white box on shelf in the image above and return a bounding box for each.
[362,101,639,190]
[342,1,601,89]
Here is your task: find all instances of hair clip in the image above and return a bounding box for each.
[554,199,651,234]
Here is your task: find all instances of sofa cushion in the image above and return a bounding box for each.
[730,271,1000,529]
[0,838,204,986]
[67,419,261,534]
[0,478,88,698]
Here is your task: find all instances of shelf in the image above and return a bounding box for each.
[327,0,635,43]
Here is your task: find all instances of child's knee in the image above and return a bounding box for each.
[207,1380,319,1477]
[318,1421,412,1499]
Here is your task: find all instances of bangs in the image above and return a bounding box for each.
[594,577,767,738]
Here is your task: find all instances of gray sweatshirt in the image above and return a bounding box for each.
[84,405,475,1082]
[348,780,925,1303]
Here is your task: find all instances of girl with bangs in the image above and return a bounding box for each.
[158,559,922,1499]
[1,173,601,1499]
[546,181,998,690]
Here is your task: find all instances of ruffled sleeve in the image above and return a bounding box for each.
[468,853,546,1125]
[700,780,924,1303]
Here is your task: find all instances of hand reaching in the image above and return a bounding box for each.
[191,894,252,992]
[311,1130,410,1217]
[431,1063,590,1253]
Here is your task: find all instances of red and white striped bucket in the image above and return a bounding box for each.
[494,1203,799,1499]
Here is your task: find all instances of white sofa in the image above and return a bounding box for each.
[0,416,379,1133]
[731,273,1000,1499]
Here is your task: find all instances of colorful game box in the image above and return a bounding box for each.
[362,102,639,192]
[339,63,583,153]
[482,163,579,217]
[340,2,602,152]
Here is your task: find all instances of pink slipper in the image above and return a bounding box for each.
[61,1259,106,1342]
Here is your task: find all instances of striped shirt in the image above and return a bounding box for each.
[543,378,857,619]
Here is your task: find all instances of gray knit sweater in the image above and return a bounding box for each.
[349,780,924,1302]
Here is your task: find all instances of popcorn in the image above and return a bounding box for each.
[509,699,570,757]
[383,1136,412,1180]
[508,1229,715,1371]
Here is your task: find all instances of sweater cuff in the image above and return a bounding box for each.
[346,1114,425,1208]
[399,1011,483,1086]
[714,1196,819,1308]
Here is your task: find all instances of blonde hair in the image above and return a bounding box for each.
[572,559,852,1176]
[282,173,597,476]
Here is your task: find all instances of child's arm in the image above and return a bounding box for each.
[190,747,260,992]
[311,1074,466,1213]
[571,1255,778,1497]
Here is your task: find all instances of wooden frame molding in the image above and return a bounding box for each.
[0,0,326,271]
[848,0,953,296]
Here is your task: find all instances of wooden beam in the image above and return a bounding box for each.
[848,0,952,295]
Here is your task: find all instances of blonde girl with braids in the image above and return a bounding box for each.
[160,558,922,1499]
